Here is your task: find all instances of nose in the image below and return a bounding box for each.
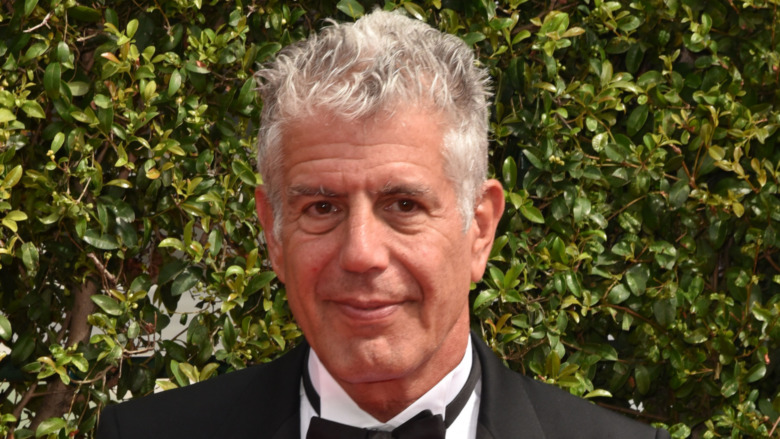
[338,203,390,273]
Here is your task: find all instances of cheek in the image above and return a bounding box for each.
[404,239,471,297]
[283,235,336,290]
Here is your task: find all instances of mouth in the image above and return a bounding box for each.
[331,300,403,322]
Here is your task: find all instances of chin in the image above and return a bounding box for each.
[329,343,422,384]
[337,363,414,385]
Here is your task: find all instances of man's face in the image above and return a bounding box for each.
[256,109,499,387]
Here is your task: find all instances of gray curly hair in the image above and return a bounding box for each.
[255,10,491,237]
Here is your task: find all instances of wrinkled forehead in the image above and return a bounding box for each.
[279,104,453,151]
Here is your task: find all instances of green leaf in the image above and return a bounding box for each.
[336,0,364,19]
[684,327,709,344]
[184,219,194,246]
[653,299,676,327]
[512,30,531,44]
[2,218,18,232]
[172,269,199,296]
[94,94,111,109]
[127,321,140,339]
[24,0,39,17]
[256,42,283,63]
[584,389,612,399]
[610,81,642,94]
[403,2,426,21]
[746,363,766,383]
[91,295,123,316]
[573,197,591,222]
[159,237,185,252]
[0,315,11,340]
[105,179,132,188]
[604,142,629,162]
[545,350,560,377]
[502,156,517,189]
[200,362,219,381]
[564,271,581,297]
[20,242,39,276]
[462,32,486,46]
[669,179,690,208]
[0,108,16,123]
[231,160,258,187]
[627,104,649,136]
[522,148,545,169]
[592,132,608,152]
[185,61,210,74]
[490,17,515,31]
[71,108,99,125]
[35,417,66,437]
[68,5,101,22]
[637,70,664,89]
[708,145,725,161]
[5,210,28,221]
[608,284,631,304]
[222,319,237,350]
[82,229,121,250]
[44,63,62,99]
[583,342,618,361]
[551,236,568,264]
[635,365,650,395]
[55,41,70,63]
[625,263,649,295]
[68,81,90,96]
[21,101,45,118]
[21,43,48,64]
[2,165,22,188]
[617,15,642,32]
[126,18,139,38]
[168,70,182,96]
[519,203,544,224]
[473,289,499,309]
[11,333,35,363]
[170,360,187,387]
[721,377,738,398]
[625,44,644,73]
[159,260,188,285]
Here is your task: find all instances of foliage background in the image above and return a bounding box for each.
[1,0,779,437]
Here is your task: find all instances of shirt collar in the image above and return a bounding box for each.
[307,337,474,431]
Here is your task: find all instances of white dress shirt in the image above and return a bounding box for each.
[300,337,481,439]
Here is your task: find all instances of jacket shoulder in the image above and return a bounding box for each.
[96,343,307,439]
[471,334,669,439]
[519,373,669,438]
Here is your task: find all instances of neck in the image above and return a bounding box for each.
[333,314,471,422]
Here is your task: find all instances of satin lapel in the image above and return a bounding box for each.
[472,332,547,439]
[271,412,301,439]
[215,342,308,439]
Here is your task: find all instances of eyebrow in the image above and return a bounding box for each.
[285,182,436,205]
[287,185,339,198]
[376,182,431,197]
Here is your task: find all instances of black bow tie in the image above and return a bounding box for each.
[307,409,445,439]
[303,346,481,439]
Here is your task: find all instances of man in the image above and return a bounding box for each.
[97,10,669,438]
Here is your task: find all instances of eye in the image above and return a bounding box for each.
[396,199,417,212]
[307,201,339,216]
[386,199,420,214]
[299,200,342,234]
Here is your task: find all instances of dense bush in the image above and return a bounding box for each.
[1,0,778,437]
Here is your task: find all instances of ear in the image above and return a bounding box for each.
[469,179,505,283]
[255,186,286,283]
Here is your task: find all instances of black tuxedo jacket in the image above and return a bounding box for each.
[97,334,669,438]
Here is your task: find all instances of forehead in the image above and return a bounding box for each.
[284,107,446,146]
[279,109,449,169]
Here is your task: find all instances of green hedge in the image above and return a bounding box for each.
[1,0,779,437]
